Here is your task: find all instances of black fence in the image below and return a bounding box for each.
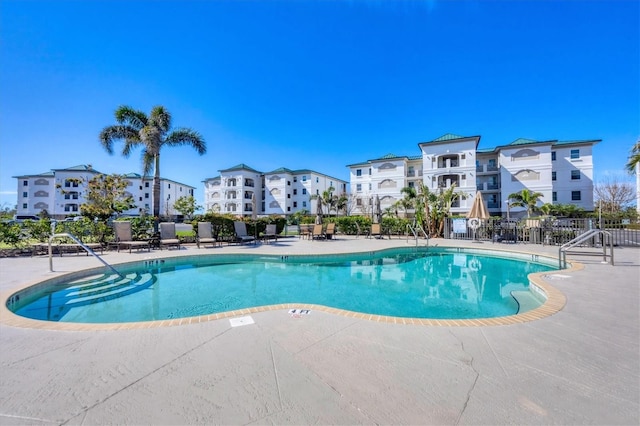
[444,218,640,247]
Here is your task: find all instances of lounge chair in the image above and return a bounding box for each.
[112,221,150,253]
[159,222,181,250]
[196,222,218,248]
[233,221,256,245]
[324,222,336,239]
[368,223,385,239]
[261,224,278,244]
[311,224,325,240]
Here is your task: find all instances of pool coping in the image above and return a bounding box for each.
[0,246,579,331]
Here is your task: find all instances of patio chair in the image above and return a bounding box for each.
[196,222,218,248]
[112,221,150,253]
[368,223,384,239]
[261,224,278,244]
[159,222,181,250]
[233,221,256,245]
[311,224,325,240]
[299,224,313,239]
[324,222,336,240]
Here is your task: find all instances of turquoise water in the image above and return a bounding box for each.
[10,248,553,323]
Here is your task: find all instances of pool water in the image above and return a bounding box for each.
[10,248,553,323]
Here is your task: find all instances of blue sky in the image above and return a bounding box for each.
[1,0,638,209]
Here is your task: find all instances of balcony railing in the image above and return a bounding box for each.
[487,183,500,190]
[477,184,484,191]
[476,165,483,172]
[487,202,500,209]
[486,165,498,172]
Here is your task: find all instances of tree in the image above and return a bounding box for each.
[173,196,202,220]
[99,105,206,228]
[594,177,635,214]
[625,140,640,173]
[508,189,544,218]
[80,174,136,220]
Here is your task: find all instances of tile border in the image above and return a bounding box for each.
[0,249,578,331]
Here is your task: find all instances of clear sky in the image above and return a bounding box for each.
[1,0,638,210]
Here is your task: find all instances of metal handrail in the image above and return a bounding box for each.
[49,232,124,278]
[559,229,614,269]
[406,223,429,247]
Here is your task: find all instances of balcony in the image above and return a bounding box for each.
[487,202,500,209]
[486,165,499,172]
[486,183,500,190]
[476,165,484,173]
[476,184,484,191]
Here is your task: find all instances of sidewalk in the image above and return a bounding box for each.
[0,237,638,425]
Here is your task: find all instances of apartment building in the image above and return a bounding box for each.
[14,164,195,219]
[203,164,347,216]
[348,134,599,218]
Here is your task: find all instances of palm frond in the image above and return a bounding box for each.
[164,128,207,154]
[149,106,172,133]
[99,125,138,154]
[114,106,147,129]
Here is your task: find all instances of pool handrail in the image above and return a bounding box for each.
[48,232,124,278]
[559,229,614,269]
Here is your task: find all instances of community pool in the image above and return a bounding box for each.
[7,248,555,324]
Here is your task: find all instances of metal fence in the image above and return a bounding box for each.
[444,218,640,247]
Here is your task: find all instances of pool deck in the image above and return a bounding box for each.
[0,236,638,425]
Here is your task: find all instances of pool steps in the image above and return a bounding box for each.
[63,273,155,307]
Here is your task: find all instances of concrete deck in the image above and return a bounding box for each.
[0,236,638,425]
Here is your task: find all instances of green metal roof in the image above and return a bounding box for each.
[219,163,261,173]
[53,164,101,173]
[432,133,466,142]
[264,167,294,174]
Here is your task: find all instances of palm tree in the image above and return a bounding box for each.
[99,105,206,228]
[508,189,544,218]
[625,140,640,173]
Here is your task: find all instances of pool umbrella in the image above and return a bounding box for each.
[373,195,382,224]
[467,191,490,220]
[315,199,323,225]
[251,193,257,221]
[467,191,489,241]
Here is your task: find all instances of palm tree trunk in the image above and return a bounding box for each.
[153,154,161,232]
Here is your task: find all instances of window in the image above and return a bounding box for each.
[356,169,362,177]
[293,189,297,195]
[368,168,372,175]
[287,194,290,199]
[145,182,149,188]
[408,182,415,188]
[552,171,556,181]
[293,177,297,182]
[287,206,291,212]
[552,192,557,202]
[22,203,27,209]
[368,183,372,191]
[302,175,307,181]
[139,197,142,201]
[570,149,579,159]
[316,177,319,183]
[571,191,581,201]
[551,152,556,161]
[302,201,307,208]
[293,202,297,208]
[302,188,307,195]
[287,181,291,186]
[356,184,362,192]
[23,180,28,186]
[571,170,580,180]
[168,183,171,188]
[64,180,79,188]
[145,193,149,199]
[180,187,182,192]
[22,192,27,197]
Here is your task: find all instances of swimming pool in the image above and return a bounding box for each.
[7,247,555,324]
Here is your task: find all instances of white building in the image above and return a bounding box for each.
[14,164,195,219]
[203,164,347,216]
[348,133,600,218]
